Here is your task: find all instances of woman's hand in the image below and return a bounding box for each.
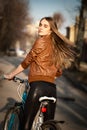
[4,73,14,80]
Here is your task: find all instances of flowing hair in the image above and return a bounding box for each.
[40,17,75,69]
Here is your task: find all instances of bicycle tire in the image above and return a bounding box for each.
[3,107,20,130]
[41,120,61,130]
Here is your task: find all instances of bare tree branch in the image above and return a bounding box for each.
[53,12,65,29]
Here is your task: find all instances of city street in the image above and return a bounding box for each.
[0,56,87,130]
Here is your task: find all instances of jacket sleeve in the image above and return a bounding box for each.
[21,38,46,69]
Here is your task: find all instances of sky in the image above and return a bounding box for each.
[29,0,81,35]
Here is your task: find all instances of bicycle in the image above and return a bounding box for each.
[2,76,62,130]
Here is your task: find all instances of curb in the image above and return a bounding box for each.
[64,73,87,93]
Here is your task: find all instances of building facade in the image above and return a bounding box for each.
[66,16,87,62]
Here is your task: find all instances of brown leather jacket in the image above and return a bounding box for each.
[21,35,62,83]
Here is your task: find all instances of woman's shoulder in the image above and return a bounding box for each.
[32,35,52,51]
[33,37,46,49]
[34,37,45,47]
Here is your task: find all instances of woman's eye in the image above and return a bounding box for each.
[39,23,48,28]
[44,24,48,28]
[39,23,42,27]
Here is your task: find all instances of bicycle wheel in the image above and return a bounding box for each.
[3,107,20,130]
[41,120,61,130]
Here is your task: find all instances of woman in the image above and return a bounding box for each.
[4,17,74,130]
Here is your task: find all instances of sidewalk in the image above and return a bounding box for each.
[0,57,26,78]
[64,62,87,93]
[0,58,15,75]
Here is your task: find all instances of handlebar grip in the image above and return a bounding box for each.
[1,75,28,84]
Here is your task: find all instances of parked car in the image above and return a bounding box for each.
[6,48,17,56]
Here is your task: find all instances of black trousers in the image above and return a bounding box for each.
[21,81,57,130]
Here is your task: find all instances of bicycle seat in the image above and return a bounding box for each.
[39,96,56,103]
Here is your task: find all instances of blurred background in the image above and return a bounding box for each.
[0,1,87,130]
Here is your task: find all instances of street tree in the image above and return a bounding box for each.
[0,0,31,53]
[76,0,87,67]
[53,12,64,29]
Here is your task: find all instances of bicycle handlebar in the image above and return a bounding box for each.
[2,75,28,84]
[13,76,27,83]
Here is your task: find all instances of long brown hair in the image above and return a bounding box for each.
[40,17,75,69]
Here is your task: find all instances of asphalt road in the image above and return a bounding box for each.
[0,56,87,130]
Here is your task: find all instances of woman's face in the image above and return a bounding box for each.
[38,19,51,36]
